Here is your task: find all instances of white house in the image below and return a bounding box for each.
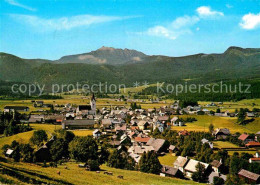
[93,129,102,138]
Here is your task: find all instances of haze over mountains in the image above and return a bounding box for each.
[0,46,260,86]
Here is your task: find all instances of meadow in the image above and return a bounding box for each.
[171,115,260,134]
[0,161,201,185]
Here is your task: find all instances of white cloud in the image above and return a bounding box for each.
[145,6,223,40]
[226,4,233,9]
[5,0,36,11]
[196,6,224,17]
[171,15,199,29]
[240,13,260,30]
[147,26,176,40]
[10,14,133,31]
[146,15,199,40]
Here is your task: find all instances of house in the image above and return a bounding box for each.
[169,145,177,153]
[153,121,164,132]
[120,134,132,146]
[62,119,95,129]
[93,129,101,138]
[213,128,230,139]
[208,172,226,184]
[245,141,260,148]
[134,137,150,144]
[211,160,223,173]
[5,149,14,158]
[238,133,254,144]
[137,120,149,130]
[247,112,255,117]
[34,101,44,107]
[249,153,260,163]
[173,156,189,173]
[178,130,190,136]
[109,140,121,147]
[171,117,184,126]
[238,169,260,184]
[161,165,184,178]
[101,119,113,129]
[146,138,166,153]
[35,145,51,162]
[128,145,154,155]
[4,106,29,113]
[184,159,210,179]
[29,115,45,123]
[201,138,214,149]
[115,124,127,134]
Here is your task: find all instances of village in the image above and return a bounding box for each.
[1,94,260,185]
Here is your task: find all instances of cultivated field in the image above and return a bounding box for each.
[171,115,260,134]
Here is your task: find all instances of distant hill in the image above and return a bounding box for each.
[55,46,147,65]
[0,46,260,87]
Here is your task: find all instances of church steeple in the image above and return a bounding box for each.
[90,93,96,115]
[91,93,96,101]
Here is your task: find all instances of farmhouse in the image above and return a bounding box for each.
[173,156,189,173]
[211,160,223,173]
[62,119,95,129]
[4,106,29,113]
[184,159,210,179]
[146,138,166,153]
[208,172,226,184]
[245,141,260,148]
[93,129,101,138]
[5,149,14,158]
[213,128,230,139]
[238,169,260,184]
[171,117,184,126]
[161,165,183,178]
[238,133,254,144]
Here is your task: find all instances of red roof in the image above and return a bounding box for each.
[250,158,260,161]
[131,126,139,131]
[238,134,249,141]
[178,130,190,136]
[135,137,150,143]
[246,141,260,147]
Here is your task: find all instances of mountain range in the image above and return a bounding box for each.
[0,46,260,88]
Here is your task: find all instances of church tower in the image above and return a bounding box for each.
[90,93,96,115]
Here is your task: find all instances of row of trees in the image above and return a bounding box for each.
[107,148,162,174]
[0,112,31,136]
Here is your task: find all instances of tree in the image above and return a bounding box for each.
[87,159,100,171]
[50,138,68,161]
[192,162,206,182]
[139,151,162,174]
[54,129,75,143]
[237,108,246,124]
[213,176,225,185]
[216,108,221,113]
[209,123,214,133]
[30,130,48,147]
[69,136,98,162]
[20,143,34,162]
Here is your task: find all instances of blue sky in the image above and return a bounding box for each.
[0,0,260,60]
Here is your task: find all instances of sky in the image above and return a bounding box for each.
[0,0,260,60]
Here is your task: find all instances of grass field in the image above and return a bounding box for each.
[171,115,260,134]
[1,96,259,112]
[0,124,94,153]
[213,141,240,149]
[158,153,178,166]
[0,161,201,185]
[199,99,260,112]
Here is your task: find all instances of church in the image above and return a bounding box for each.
[76,94,96,116]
